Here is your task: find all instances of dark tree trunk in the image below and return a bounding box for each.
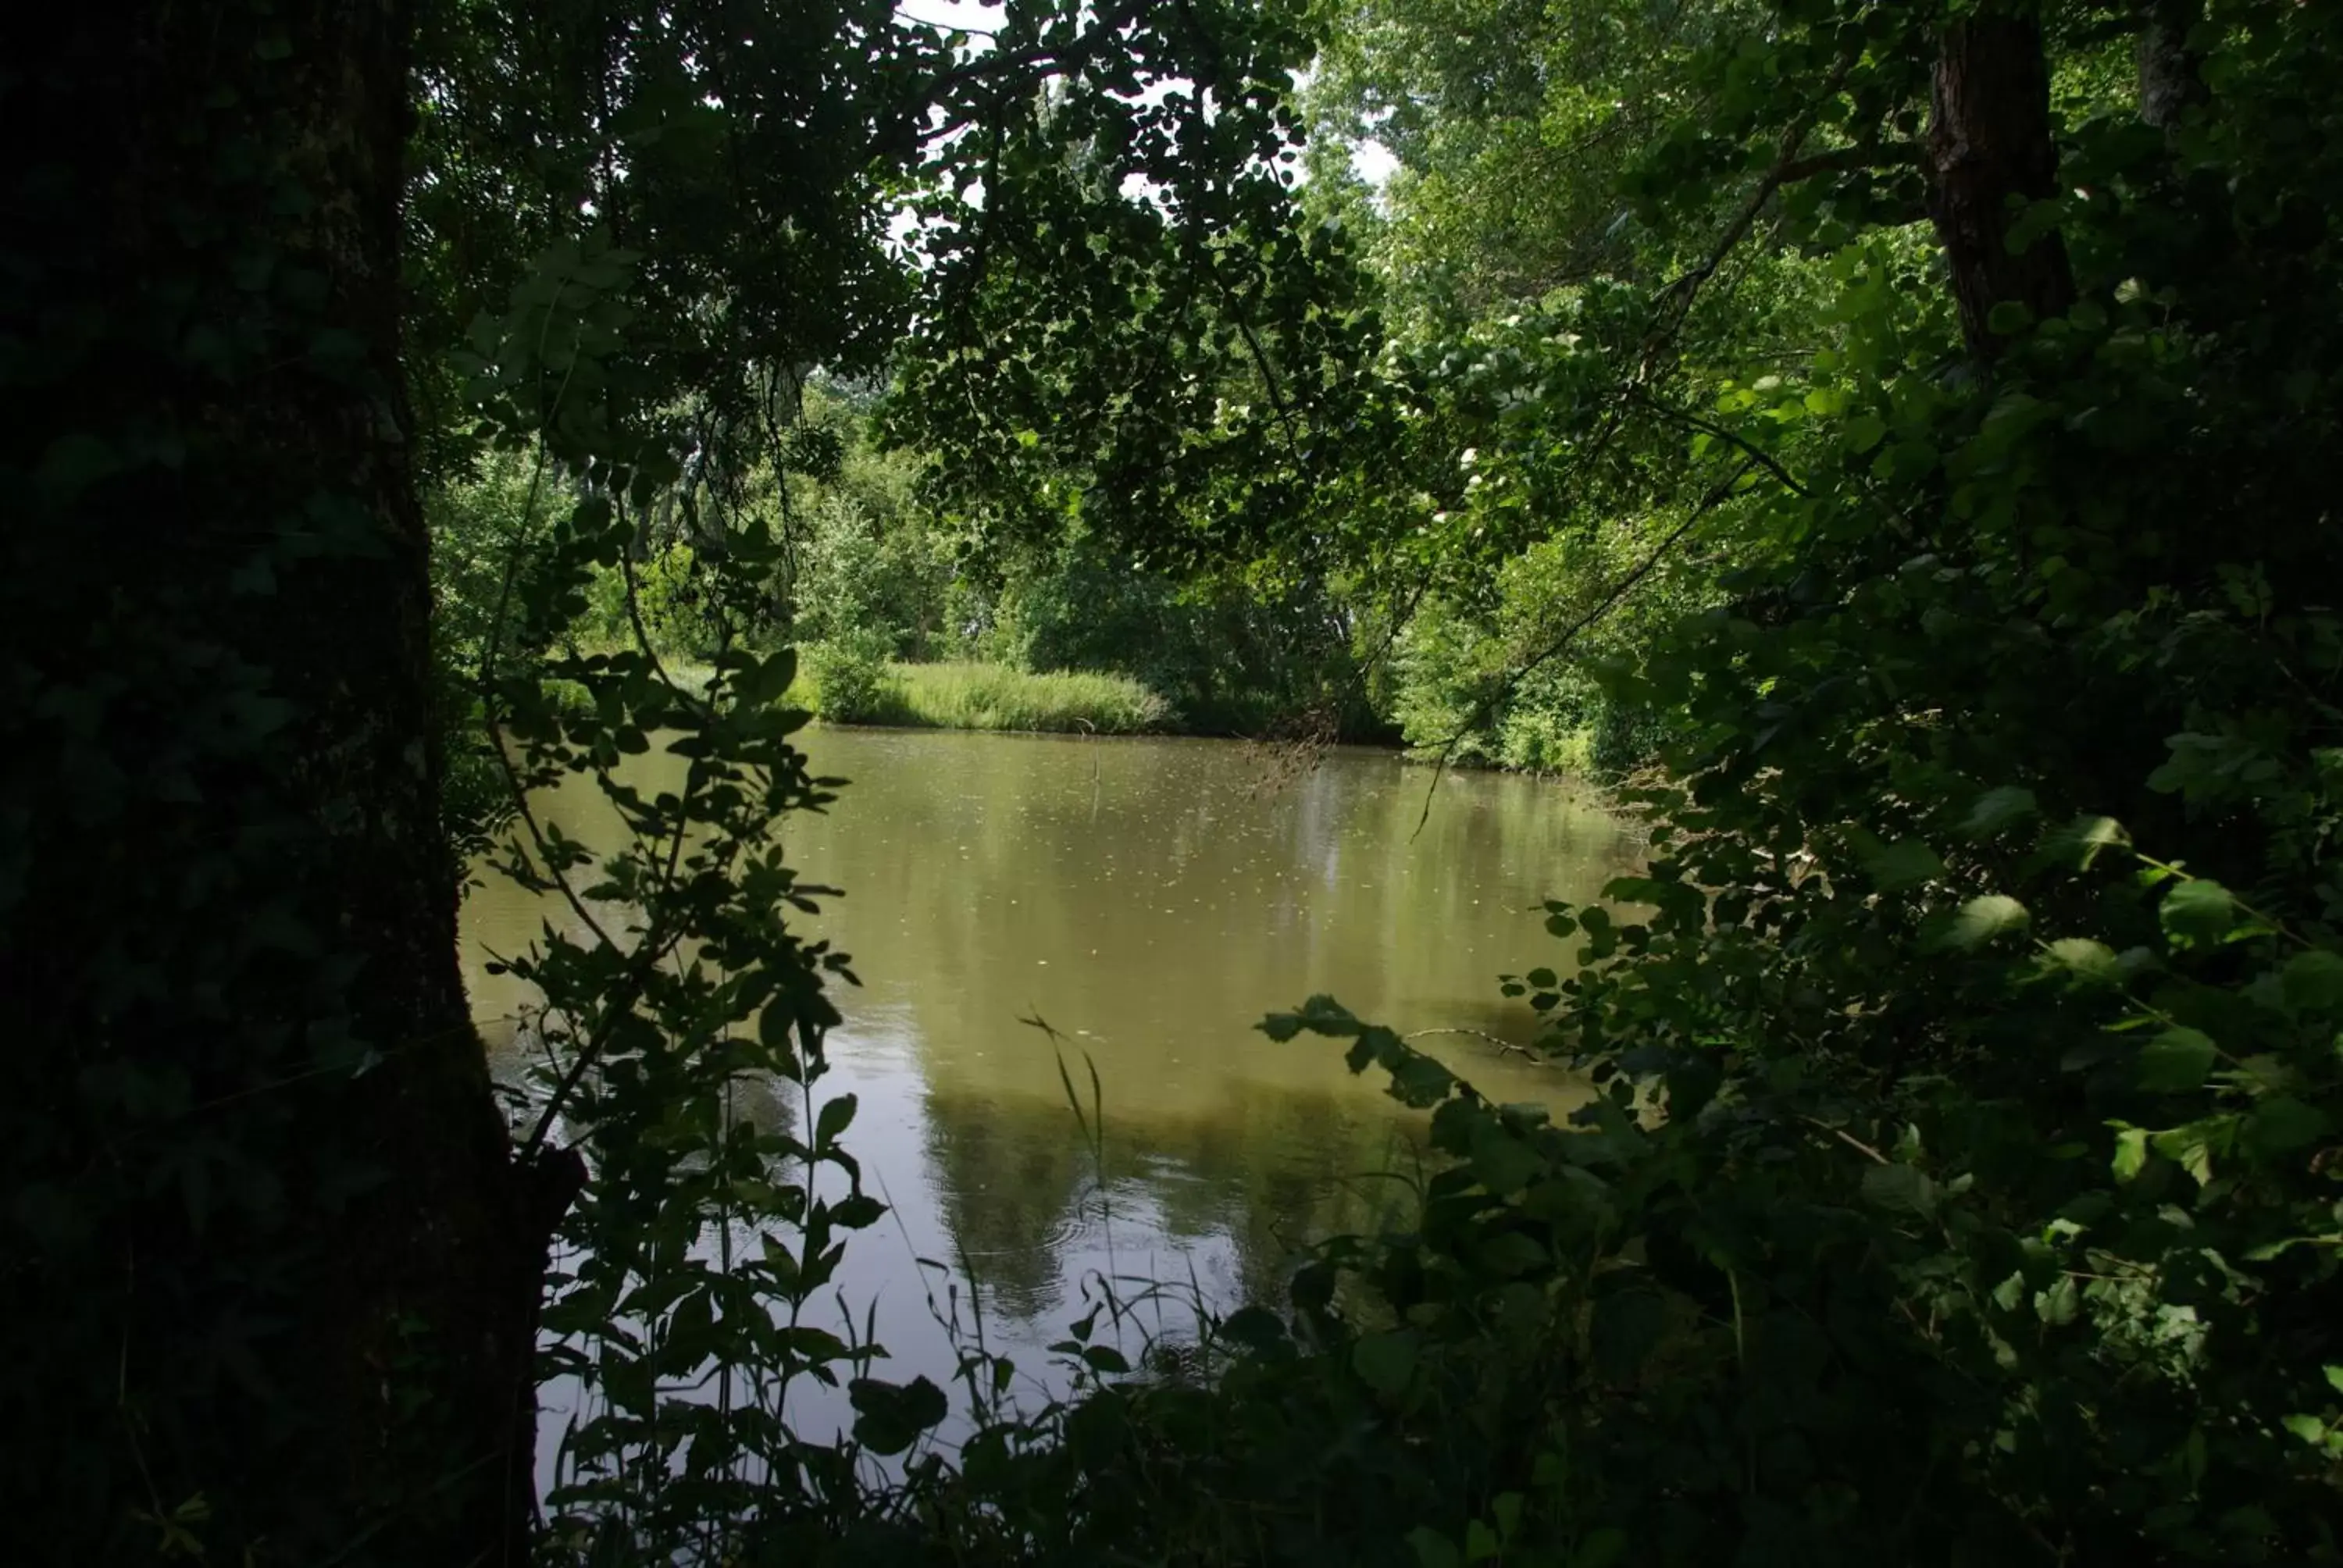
[2138,0,2207,130]
[0,2,551,1562]
[1925,3,2077,360]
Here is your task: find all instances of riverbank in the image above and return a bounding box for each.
[727,657,1166,735]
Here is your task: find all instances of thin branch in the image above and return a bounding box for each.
[1411,459,1760,839]
[1235,317,1305,465]
[1625,387,1815,499]
[1799,1114,1889,1165]
[1403,1026,1551,1065]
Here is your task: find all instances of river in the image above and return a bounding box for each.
[462,725,1639,1463]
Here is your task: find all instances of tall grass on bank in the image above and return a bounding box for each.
[802,660,1171,734]
[572,654,1171,733]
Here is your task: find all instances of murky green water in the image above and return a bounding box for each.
[463,725,1639,1425]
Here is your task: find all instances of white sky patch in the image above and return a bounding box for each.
[897,0,1005,36]
[1350,140,1397,185]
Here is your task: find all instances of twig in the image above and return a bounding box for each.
[1403,1026,1551,1065]
[1799,1114,1888,1164]
[1411,458,1760,839]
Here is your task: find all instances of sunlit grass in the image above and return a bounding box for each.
[863,661,1169,734]
[773,659,1169,733]
[594,654,1171,733]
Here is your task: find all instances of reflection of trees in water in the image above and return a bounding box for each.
[921,1095,1091,1319]
[919,1078,1432,1329]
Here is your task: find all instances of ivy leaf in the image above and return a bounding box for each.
[2138,1027,2218,1092]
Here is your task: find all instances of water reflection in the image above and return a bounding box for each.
[465,727,1641,1404]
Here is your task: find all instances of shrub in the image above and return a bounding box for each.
[803,633,902,723]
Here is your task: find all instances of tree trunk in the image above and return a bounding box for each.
[2138,0,2207,130]
[0,2,552,1561]
[1925,3,2076,360]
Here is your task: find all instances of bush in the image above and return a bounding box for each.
[802,633,901,723]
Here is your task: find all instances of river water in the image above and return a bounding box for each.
[462,725,1639,1452]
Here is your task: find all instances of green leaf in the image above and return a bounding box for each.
[2160,879,2236,947]
[1937,893,2029,951]
[1407,1527,1461,1568]
[2138,1027,2219,1092]
[1215,1306,1289,1356]
[1862,838,1943,892]
[1844,412,1888,454]
[2281,950,2343,1013]
[1860,1162,1938,1215]
[1469,1128,1543,1196]
[1261,995,1360,1042]
[2111,1126,2150,1181]
[2045,937,2121,985]
[1961,786,2038,837]
[1386,1049,1458,1108]
[1352,1330,1418,1397]
[2043,814,2130,870]
[1474,1231,1551,1276]
[848,1374,948,1456]
[1080,1344,1131,1375]
[2247,1096,2328,1155]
